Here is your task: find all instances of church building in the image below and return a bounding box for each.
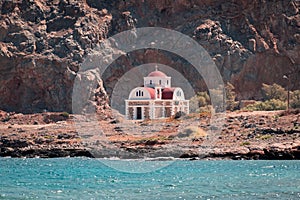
[125,67,189,120]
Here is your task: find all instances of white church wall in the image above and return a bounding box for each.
[128,87,152,100]
[144,76,171,88]
[172,88,185,100]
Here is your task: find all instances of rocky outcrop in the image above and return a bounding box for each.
[0,0,299,113]
[0,0,111,113]
[0,147,93,158]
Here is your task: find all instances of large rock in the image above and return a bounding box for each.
[0,0,111,113]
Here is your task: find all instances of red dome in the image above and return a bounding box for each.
[162,88,176,99]
[145,87,156,99]
[147,70,167,77]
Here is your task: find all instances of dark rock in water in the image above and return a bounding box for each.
[261,148,297,160]
[0,147,94,158]
[179,151,198,159]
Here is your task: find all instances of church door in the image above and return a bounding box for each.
[136,107,142,120]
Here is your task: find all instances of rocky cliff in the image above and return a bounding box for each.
[0,0,299,113]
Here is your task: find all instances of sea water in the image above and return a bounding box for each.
[0,158,299,199]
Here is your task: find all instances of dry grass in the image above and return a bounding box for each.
[177,126,207,139]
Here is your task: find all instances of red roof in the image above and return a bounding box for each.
[144,87,177,100]
[162,88,176,99]
[147,70,167,77]
[144,87,156,99]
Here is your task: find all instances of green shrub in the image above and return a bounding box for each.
[198,96,208,107]
[244,99,286,111]
[291,90,300,109]
[197,105,213,114]
[60,112,70,118]
[190,83,238,112]
[189,91,211,113]
[261,83,286,101]
[240,141,251,146]
[258,135,272,140]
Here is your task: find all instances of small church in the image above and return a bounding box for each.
[125,66,189,120]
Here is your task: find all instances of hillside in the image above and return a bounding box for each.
[0,0,299,113]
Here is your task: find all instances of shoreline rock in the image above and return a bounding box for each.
[0,147,94,158]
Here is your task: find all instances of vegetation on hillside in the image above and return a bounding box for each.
[190,82,300,113]
[245,83,300,111]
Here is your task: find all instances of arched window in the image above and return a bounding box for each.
[150,80,153,85]
[159,80,162,85]
[136,90,144,97]
[177,91,181,96]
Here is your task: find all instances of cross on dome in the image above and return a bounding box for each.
[147,65,167,77]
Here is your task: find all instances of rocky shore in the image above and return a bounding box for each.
[0,109,299,160]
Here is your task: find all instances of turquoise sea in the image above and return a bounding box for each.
[0,158,299,200]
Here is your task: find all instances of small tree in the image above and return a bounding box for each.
[261,83,286,101]
[197,91,210,107]
[189,91,211,113]
[291,90,300,109]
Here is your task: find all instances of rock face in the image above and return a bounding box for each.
[0,0,299,113]
[0,0,111,113]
